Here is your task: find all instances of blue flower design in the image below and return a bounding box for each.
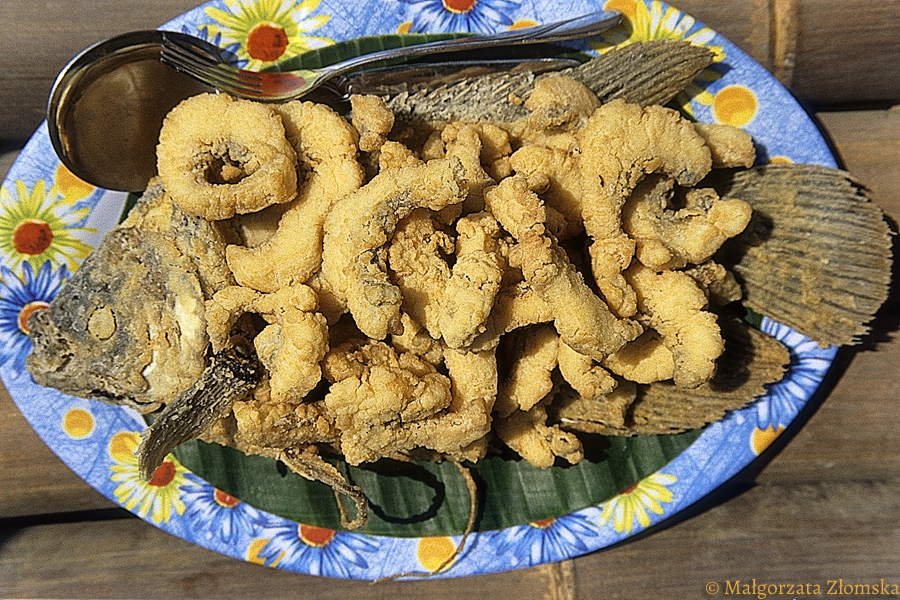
[398,0,522,34]
[486,512,597,566]
[0,261,68,374]
[756,319,838,429]
[181,474,268,543]
[258,522,378,576]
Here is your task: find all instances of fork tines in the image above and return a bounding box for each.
[160,38,265,98]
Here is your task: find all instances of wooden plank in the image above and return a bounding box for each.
[3,477,898,597]
[0,517,565,599]
[572,478,900,596]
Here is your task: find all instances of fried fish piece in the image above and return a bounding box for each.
[322,158,469,339]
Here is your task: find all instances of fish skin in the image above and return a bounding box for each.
[385,40,715,129]
[26,181,235,413]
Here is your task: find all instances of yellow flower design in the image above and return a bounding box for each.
[0,179,94,272]
[109,431,189,524]
[592,0,725,115]
[205,0,333,70]
[599,473,676,533]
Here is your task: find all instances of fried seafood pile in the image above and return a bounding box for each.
[29,42,891,533]
[159,78,771,477]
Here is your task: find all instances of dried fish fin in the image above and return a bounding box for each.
[137,340,261,480]
[569,39,715,107]
[718,163,893,346]
[555,319,788,436]
[590,318,790,436]
[276,446,369,530]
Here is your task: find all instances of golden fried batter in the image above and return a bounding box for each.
[622,175,752,270]
[495,324,559,418]
[206,284,327,403]
[387,209,453,339]
[225,101,365,292]
[439,211,505,348]
[486,175,642,360]
[625,264,724,389]
[157,93,297,220]
[578,99,712,316]
[322,158,468,339]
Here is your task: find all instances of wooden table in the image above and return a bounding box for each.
[2,1,898,597]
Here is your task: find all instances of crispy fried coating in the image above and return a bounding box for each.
[439,211,505,348]
[322,158,468,339]
[441,346,497,462]
[557,341,617,400]
[602,329,675,384]
[693,122,756,168]
[496,401,583,469]
[324,340,496,464]
[387,209,453,338]
[578,99,713,316]
[509,144,584,239]
[206,284,327,403]
[525,74,600,132]
[467,281,553,353]
[231,397,338,448]
[157,93,297,220]
[442,123,497,212]
[486,175,642,360]
[350,94,395,153]
[625,264,724,389]
[225,101,365,292]
[495,324,559,418]
[622,175,752,270]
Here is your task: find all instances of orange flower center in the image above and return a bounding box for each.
[214,489,240,508]
[299,524,335,547]
[13,220,53,256]
[443,0,476,13]
[530,518,556,529]
[246,22,290,62]
[148,461,177,487]
[622,482,640,495]
[18,300,50,334]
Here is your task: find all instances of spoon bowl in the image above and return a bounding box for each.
[47,31,217,192]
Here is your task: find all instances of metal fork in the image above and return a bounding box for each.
[159,10,621,102]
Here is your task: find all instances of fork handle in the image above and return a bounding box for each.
[320,10,621,79]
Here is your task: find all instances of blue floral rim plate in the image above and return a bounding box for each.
[1,0,839,580]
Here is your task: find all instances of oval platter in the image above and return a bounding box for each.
[0,0,839,580]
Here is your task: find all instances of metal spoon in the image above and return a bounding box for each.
[47,24,607,192]
[47,31,216,193]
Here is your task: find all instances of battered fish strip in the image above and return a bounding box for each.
[157,93,298,221]
[321,158,468,339]
[225,101,366,292]
[577,99,712,317]
[485,175,642,361]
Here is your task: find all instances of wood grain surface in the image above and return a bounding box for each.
[2,1,899,598]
